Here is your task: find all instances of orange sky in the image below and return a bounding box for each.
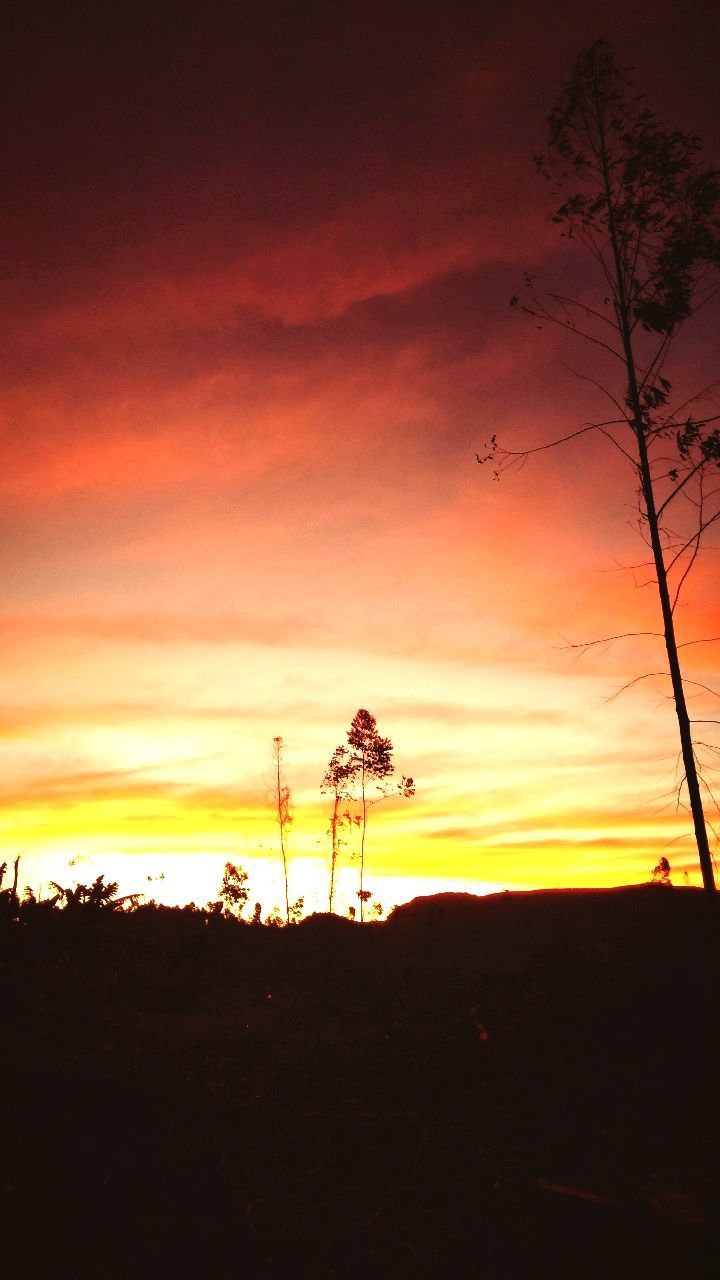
[3,0,720,914]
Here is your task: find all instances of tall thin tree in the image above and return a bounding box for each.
[321,744,352,914]
[346,710,393,921]
[482,41,720,892]
[271,736,293,923]
[344,710,415,921]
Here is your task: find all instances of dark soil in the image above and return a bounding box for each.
[1,886,718,1278]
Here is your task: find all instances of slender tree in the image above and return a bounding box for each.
[344,709,415,921]
[321,743,352,913]
[271,736,293,923]
[346,710,393,921]
[8,856,19,922]
[483,41,720,893]
[0,856,21,921]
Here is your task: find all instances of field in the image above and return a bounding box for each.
[2,887,718,1277]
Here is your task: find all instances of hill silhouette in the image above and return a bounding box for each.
[387,883,699,960]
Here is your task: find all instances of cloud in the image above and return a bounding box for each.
[0,610,324,650]
[377,700,574,726]
[0,751,229,808]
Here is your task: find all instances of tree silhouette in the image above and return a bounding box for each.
[0,856,20,921]
[484,40,720,893]
[208,861,250,919]
[344,709,415,922]
[321,744,353,913]
[346,710,393,922]
[356,888,384,919]
[271,736,293,923]
[49,874,140,912]
[652,855,673,886]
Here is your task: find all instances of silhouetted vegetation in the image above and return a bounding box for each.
[49,872,142,913]
[652,854,673,886]
[271,735,294,924]
[321,743,353,913]
[336,708,415,922]
[207,861,251,918]
[1,882,718,1277]
[253,710,416,923]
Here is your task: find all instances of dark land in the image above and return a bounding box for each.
[2,885,718,1278]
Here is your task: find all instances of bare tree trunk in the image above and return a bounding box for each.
[597,110,716,895]
[329,794,339,913]
[632,396,715,894]
[273,739,291,924]
[359,764,367,923]
[10,855,19,920]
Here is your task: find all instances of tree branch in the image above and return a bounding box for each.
[655,457,708,518]
[604,671,670,703]
[666,509,720,573]
[678,636,720,650]
[557,630,661,652]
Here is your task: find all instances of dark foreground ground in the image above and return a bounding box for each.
[1,886,718,1278]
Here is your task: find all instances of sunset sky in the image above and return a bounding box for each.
[4,0,720,914]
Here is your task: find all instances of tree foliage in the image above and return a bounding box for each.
[208,861,250,919]
[48,874,141,912]
[652,855,673,887]
[538,41,720,337]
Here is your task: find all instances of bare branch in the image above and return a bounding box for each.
[655,457,707,519]
[636,331,673,395]
[666,509,720,574]
[557,630,661,653]
[547,290,619,329]
[677,635,720,651]
[696,770,720,826]
[671,469,705,612]
[603,671,670,704]
[596,427,639,467]
[558,361,629,418]
[683,679,720,701]
[481,416,641,474]
[513,294,625,361]
[596,556,655,574]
